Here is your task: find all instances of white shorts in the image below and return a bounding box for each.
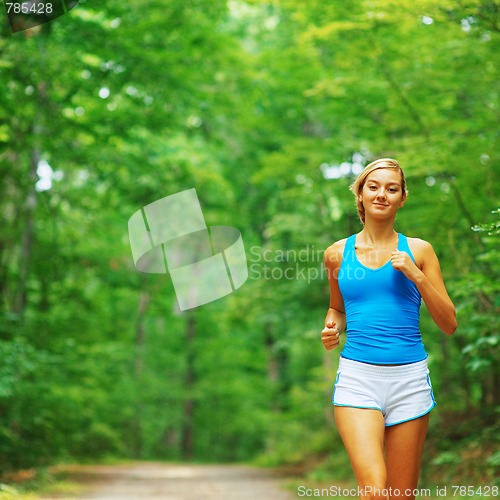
[332,357,436,427]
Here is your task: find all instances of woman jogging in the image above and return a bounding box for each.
[322,158,457,500]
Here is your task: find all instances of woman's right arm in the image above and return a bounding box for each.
[322,241,346,350]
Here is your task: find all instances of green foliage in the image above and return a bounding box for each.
[0,0,498,487]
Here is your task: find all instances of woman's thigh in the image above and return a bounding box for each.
[334,406,387,497]
[384,413,430,499]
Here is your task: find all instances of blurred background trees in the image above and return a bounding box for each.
[0,0,498,485]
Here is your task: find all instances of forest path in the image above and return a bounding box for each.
[47,462,297,499]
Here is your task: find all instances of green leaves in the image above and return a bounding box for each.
[0,0,498,480]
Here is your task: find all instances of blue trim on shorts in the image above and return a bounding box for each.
[385,374,437,427]
[332,369,383,411]
[333,403,382,412]
[332,372,341,402]
[385,401,436,427]
[332,371,381,411]
[427,374,436,405]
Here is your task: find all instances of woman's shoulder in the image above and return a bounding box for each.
[324,237,349,267]
[405,235,433,250]
[326,237,350,254]
[405,235,435,267]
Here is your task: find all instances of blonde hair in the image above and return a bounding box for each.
[349,158,408,224]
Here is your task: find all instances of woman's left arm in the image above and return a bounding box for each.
[391,241,457,335]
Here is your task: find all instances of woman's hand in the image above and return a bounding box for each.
[391,250,423,282]
[322,320,340,350]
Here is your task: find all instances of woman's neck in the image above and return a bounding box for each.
[359,220,398,245]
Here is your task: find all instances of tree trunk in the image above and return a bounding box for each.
[181,312,196,460]
[133,285,150,457]
[14,146,39,316]
[265,322,280,412]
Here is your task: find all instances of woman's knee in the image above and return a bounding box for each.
[358,475,388,500]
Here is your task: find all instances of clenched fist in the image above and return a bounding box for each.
[322,320,340,350]
[391,250,422,282]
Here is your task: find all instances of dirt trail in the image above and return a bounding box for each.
[55,462,297,499]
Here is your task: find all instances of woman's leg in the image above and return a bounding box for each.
[334,406,388,500]
[384,413,430,500]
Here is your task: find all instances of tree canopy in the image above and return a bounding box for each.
[0,0,498,486]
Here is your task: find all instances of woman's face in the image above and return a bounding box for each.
[359,168,406,221]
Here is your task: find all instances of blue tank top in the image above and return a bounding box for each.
[338,232,427,364]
